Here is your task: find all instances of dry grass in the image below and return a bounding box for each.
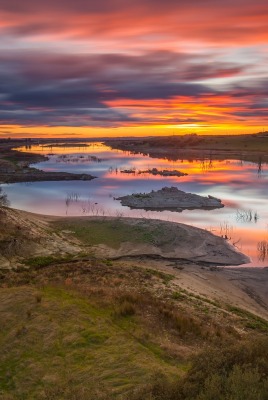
[0,258,267,399]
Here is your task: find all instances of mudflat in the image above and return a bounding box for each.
[0,207,246,268]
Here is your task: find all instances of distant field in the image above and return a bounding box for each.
[179,134,268,152]
[106,133,268,163]
[108,133,268,151]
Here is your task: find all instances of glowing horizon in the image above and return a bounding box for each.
[0,0,267,138]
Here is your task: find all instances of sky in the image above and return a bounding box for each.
[0,0,267,137]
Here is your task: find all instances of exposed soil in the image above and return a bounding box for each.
[0,207,81,269]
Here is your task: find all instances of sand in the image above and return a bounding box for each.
[130,258,268,320]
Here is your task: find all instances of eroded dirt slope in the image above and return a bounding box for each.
[0,207,80,268]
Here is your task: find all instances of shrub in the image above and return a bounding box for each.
[128,338,268,400]
[114,300,136,317]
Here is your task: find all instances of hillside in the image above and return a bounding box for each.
[0,206,267,398]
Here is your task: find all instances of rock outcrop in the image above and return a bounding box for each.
[116,186,224,211]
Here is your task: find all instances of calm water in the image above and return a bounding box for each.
[2,142,268,267]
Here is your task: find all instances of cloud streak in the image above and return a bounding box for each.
[0,1,267,133]
[1,0,268,45]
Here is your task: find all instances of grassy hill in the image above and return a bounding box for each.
[0,205,267,399]
[0,256,268,399]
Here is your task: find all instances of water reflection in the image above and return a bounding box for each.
[3,142,268,267]
[57,154,104,164]
[257,157,263,178]
[236,209,259,223]
[257,241,268,262]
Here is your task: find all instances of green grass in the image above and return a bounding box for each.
[1,258,268,399]
[23,254,84,268]
[53,219,161,249]
[172,291,186,301]
[0,286,182,399]
[227,305,268,332]
[24,255,61,268]
[23,252,91,269]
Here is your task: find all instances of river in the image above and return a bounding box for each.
[3,142,268,267]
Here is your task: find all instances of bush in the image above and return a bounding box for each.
[114,300,136,317]
[128,337,268,400]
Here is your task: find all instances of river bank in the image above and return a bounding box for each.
[105,133,268,164]
[2,206,268,321]
[0,141,95,183]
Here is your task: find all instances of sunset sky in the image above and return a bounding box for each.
[0,0,267,137]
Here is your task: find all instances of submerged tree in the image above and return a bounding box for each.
[0,186,9,207]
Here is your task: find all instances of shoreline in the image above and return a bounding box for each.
[105,134,268,164]
[131,258,268,320]
[1,137,268,321]
[0,141,96,184]
[0,206,250,267]
[1,205,267,320]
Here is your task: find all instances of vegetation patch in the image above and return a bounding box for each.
[23,254,82,269]
[0,256,267,399]
[227,305,268,332]
[145,268,174,284]
[0,286,181,399]
[53,219,164,248]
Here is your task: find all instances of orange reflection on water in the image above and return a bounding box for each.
[18,142,108,156]
[7,142,268,267]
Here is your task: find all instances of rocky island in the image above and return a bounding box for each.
[138,168,187,177]
[116,186,224,211]
[120,168,187,177]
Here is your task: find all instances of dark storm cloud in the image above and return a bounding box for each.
[235,110,268,118]
[0,51,218,126]
[0,51,244,82]
[231,79,268,97]
[0,50,266,126]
